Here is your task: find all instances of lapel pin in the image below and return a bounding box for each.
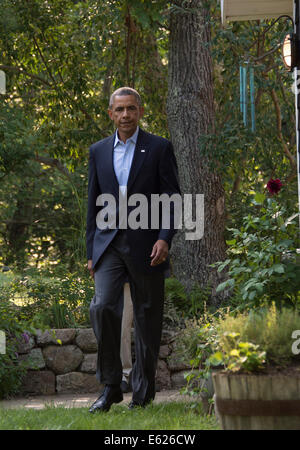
[141,149,146,152]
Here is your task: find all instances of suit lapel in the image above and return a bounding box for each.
[127,128,149,194]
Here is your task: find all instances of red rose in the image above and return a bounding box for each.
[266,178,282,195]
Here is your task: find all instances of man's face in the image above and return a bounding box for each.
[108,95,144,138]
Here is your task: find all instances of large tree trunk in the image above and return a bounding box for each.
[167,0,226,305]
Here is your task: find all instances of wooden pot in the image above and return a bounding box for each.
[212,370,300,430]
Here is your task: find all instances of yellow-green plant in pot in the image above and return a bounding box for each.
[210,305,300,430]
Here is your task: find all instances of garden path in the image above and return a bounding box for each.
[0,390,195,410]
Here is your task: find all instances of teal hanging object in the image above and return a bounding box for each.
[243,64,248,127]
[239,66,243,114]
[249,67,255,132]
[239,63,255,132]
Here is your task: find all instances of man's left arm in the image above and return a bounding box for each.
[158,140,181,247]
[151,141,181,266]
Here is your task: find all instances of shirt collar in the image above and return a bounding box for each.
[114,126,139,147]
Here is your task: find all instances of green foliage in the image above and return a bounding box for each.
[164,277,212,320]
[0,165,88,270]
[171,318,210,370]
[175,313,220,368]
[209,333,266,372]
[178,305,300,397]
[162,293,184,330]
[0,0,169,160]
[2,266,94,329]
[176,311,222,397]
[214,194,300,309]
[3,269,210,333]
[0,104,36,176]
[0,293,35,399]
[215,304,300,367]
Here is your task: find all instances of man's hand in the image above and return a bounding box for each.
[150,240,169,266]
[87,259,95,279]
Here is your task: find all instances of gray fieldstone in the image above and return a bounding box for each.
[21,370,56,395]
[159,344,171,359]
[167,353,191,372]
[19,348,45,370]
[17,333,35,354]
[171,370,191,389]
[75,328,97,352]
[156,359,171,390]
[36,328,76,346]
[12,326,199,395]
[161,329,176,344]
[80,353,97,373]
[56,372,103,394]
[43,345,83,374]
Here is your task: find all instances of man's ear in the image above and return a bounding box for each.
[108,108,113,120]
[139,106,145,118]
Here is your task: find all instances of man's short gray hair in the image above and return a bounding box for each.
[109,87,142,109]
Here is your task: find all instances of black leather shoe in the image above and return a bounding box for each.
[120,380,130,394]
[89,385,123,413]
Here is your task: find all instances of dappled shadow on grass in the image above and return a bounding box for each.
[0,402,220,430]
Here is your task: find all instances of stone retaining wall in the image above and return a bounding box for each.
[17,328,192,395]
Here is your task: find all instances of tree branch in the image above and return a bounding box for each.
[270,88,297,169]
[252,43,282,62]
[32,35,58,87]
[0,64,51,87]
[32,154,71,179]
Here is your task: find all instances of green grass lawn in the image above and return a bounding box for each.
[0,402,220,430]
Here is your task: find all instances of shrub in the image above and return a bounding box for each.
[174,309,224,397]
[214,195,300,309]
[164,277,212,319]
[0,291,35,398]
[2,266,94,328]
[179,305,300,397]
[173,313,220,368]
[214,304,300,368]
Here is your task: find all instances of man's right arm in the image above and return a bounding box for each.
[87,259,94,279]
[86,145,101,274]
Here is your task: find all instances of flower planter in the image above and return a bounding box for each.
[212,369,300,430]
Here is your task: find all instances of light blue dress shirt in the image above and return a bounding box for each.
[113,126,139,195]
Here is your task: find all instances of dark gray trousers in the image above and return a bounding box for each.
[89,230,165,404]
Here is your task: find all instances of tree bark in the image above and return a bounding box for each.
[167,0,226,304]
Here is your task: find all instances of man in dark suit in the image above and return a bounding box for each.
[86,87,180,413]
